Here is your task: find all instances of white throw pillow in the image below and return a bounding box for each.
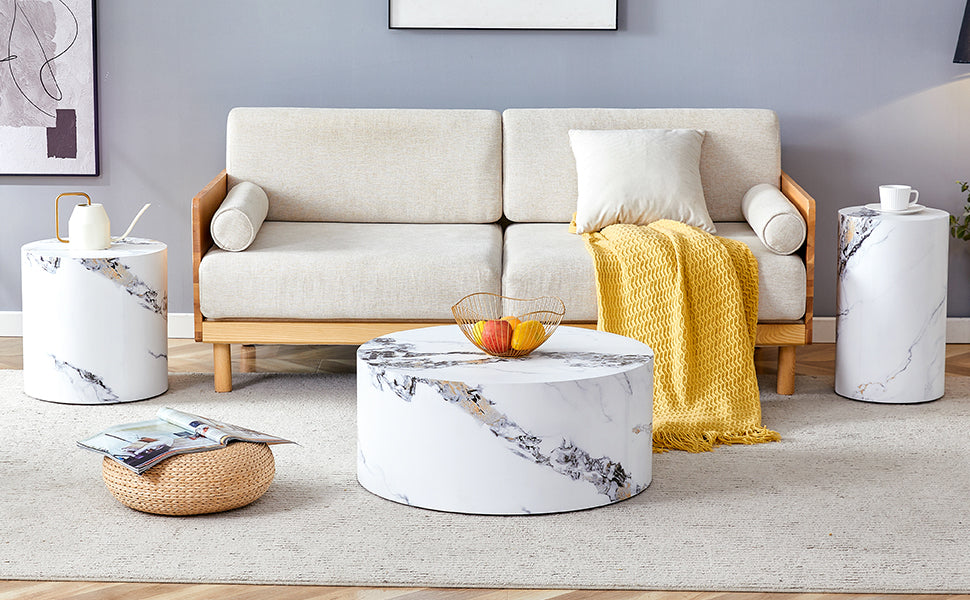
[568,128,715,235]
[741,183,806,255]
[210,181,269,252]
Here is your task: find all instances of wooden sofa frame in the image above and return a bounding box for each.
[193,170,815,394]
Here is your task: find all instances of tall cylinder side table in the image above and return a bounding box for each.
[835,206,947,403]
[21,238,168,404]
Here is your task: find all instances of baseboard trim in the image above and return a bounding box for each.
[0,312,22,337]
[0,312,966,344]
[0,311,196,339]
[813,317,835,344]
[168,313,195,339]
[810,317,970,344]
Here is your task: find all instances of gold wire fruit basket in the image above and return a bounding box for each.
[451,292,565,358]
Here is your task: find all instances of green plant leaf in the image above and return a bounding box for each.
[953,181,970,240]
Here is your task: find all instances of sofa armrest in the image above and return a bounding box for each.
[779,171,816,343]
[192,170,229,341]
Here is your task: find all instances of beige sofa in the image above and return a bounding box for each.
[192,108,815,393]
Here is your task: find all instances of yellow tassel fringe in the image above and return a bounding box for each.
[653,426,782,454]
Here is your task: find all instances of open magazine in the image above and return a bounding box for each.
[78,408,294,475]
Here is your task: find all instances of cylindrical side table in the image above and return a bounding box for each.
[21,238,168,404]
[835,206,947,403]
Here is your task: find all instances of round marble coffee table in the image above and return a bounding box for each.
[835,206,947,403]
[356,325,654,515]
[21,238,168,404]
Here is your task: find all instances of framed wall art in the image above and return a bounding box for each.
[389,0,618,30]
[0,0,99,176]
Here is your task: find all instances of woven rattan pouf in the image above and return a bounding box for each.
[102,442,275,515]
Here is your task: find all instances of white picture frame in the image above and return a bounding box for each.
[0,0,99,176]
[389,0,618,30]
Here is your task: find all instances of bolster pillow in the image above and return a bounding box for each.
[210,181,269,252]
[741,183,806,255]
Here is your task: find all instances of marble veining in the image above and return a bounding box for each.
[835,207,947,403]
[359,338,488,372]
[837,207,883,282]
[25,254,61,274]
[357,450,412,505]
[359,336,654,380]
[78,258,167,315]
[356,325,654,515]
[369,365,642,503]
[550,440,638,501]
[851,294,946,398]
[51,356,119,403]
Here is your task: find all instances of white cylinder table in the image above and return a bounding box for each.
[357,325,654,515]
[21,238,168,404]
[835,206,947,403]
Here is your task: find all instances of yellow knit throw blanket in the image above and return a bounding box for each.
[578,218,780,453]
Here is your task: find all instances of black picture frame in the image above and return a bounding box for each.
[389,0,618,31]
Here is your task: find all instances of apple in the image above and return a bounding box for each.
[481,319,513,354]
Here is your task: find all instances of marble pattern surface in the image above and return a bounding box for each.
[21,238,169,404]
[357,325,654,515]
[835,207,947,403]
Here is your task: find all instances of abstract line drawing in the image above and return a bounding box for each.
[0,0,98,175]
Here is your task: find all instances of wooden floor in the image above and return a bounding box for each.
[2,583,969,600]
[2,337,969,600]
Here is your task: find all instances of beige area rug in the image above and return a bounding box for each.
[1,370,969,593]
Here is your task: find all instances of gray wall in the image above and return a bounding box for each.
[3,0,970,319]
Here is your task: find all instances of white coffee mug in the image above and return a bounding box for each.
[879,185,919,211]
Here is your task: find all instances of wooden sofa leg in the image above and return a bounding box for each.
[214,343,233,392]
[777,346,796,395]
[241,344,256,373]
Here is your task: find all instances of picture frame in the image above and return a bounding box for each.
[0,0,99,176]
[389,0,618,30]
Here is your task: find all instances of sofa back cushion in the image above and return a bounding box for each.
[502,108,781,223]
[227,108,503,223]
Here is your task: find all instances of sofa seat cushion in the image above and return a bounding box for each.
[714,222,807,321]
[200,222,502,320]
[502,222,805,322]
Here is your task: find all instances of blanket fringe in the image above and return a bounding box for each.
[653,426,781,453]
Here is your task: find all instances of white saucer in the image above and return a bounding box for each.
[864,203,925,215]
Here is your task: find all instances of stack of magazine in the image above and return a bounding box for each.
[78,407,294,475]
